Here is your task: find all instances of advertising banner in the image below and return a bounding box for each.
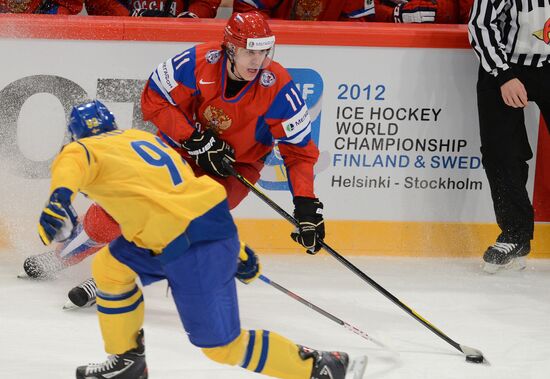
[0,19,547,256]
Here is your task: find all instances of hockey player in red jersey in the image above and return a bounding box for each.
[0,0,82,13]
[233,0,374,21]
[141,11,322,211]
[373,0,473,24]
[23,12,326,312]
[84,0,219,17]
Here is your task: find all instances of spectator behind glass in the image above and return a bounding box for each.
[85,0,220,17]
[374,0,473,24]
[0,0,82,13]
[233,0,374,21]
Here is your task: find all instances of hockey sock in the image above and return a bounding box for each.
[241,330,312,378]
[93,247,144,354]
[96,285,144,354]
[202,329,312,379]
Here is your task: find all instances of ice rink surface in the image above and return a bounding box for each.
[1,251,549,379]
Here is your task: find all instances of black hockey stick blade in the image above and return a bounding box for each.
[461,345,489,365]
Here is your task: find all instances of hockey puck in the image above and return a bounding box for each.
[465,354,484,363]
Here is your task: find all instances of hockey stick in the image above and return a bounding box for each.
[259,274,389,350]
[223,161,486,364]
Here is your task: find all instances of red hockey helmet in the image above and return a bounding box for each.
[223,12,275,51]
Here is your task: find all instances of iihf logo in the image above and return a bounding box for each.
[205,50,221,64]
[260,70,276,87]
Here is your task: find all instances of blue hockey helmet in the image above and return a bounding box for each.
[68,100,117,140]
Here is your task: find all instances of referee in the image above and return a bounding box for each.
[468,0,549,273]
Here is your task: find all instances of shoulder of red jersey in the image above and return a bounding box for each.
[258,61,293,90]
[146,41,226,105]
[147,44,198,104]
[194,41,224,64]
[260,64,312,147]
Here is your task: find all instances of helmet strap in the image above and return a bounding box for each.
[226,49,247,81]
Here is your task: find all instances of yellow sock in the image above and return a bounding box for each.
[242,330,312,379]
[202,329,313,379]
[96,285,144,354]
[92,247,144,354]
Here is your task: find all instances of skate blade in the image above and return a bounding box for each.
[63,299,96,311]
[17,271,30,279]
[345,356,368,379]
[63,299,80,310]
[17,271,55,280]
[483,257,526,274]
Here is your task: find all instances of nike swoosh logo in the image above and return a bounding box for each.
[199,79,215,85]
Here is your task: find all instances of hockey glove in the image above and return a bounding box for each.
[131,9,171,17]
[291,196,325,254]
[38,188,78,245]
[176,11,198,18]
[182,129,235,177]
[393,0,437,23]
[236,243,261,284]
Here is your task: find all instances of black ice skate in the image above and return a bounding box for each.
[299,345,367,379]
[76,329,147,379]
[64,278,97,310]
[483,241,530,274]
[19,250,66,279]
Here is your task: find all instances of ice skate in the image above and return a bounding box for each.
[76,329,147,379]
[64,278,97,310]
[299,345,367,379]
[483,241,530,274]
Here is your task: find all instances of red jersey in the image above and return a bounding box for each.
[233,0,374,21]
[374,0,473,24]
[85,0,219,17]
[141,41,319,198]
[0,0,82,13]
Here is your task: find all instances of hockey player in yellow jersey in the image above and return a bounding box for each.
[37,100,365,379]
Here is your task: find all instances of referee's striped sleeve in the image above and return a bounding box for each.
[468,0,511,76]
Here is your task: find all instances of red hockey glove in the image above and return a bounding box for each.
[394,0,437,23]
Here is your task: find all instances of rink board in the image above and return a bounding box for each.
[234,219,550,256]
[0,16,548,257]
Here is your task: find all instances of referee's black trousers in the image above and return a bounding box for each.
[476,64,550,243]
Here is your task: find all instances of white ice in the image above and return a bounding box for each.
[1,251,549,379]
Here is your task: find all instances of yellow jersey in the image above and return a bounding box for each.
[49,129,235,253]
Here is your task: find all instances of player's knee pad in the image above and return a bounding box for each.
[92,247,137,294]
[201,330,249,366]
[83,203,122,244]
